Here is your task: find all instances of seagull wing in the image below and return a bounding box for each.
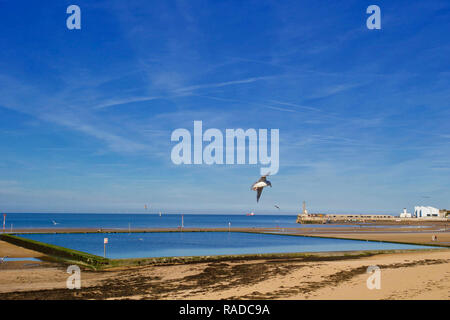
[256,187,263,202]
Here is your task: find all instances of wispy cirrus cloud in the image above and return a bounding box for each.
[174,76,277,93]
[308,83,363,100]
[0,73,150,155]
[93,96,162,110]
[269,100,321,112]
[41,112,148,153]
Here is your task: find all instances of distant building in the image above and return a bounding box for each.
[297,213,394,224]
[400,208,412,218]
[414,206,441,218]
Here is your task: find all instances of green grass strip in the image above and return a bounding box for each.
[0,234,110,268]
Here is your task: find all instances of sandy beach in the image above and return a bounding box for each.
[0,228,449,300]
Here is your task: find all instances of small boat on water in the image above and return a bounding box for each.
[246,212,255,216]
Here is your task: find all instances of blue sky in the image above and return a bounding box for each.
[0,0,449,214]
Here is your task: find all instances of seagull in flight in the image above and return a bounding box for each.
[51,220,59,225]
[251,174,272,202]
[274,204,280,210]
[0,256,8,264]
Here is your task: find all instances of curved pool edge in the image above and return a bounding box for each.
[3,231,448,270]
[107,247,449,269]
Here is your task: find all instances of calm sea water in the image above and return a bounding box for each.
[19,232,435,259]
[3,213,347,230]
[2,213,425,230]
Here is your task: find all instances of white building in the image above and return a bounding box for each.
[414,206,440,218]
[400,208,412,218]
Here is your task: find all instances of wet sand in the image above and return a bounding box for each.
[0,240,44,258]
[0,247,448,300]
[0,226,449,300]
[311,232,450,247]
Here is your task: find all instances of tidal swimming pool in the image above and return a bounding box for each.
[18,232,437,259]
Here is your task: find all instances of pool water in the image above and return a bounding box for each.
[17,232,437,259]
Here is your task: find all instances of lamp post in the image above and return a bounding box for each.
[104,238,108,258]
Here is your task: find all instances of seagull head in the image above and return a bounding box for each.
[266,180,272,187]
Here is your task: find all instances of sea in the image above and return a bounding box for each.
[2,212,342,230]
[2,213,425,230]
